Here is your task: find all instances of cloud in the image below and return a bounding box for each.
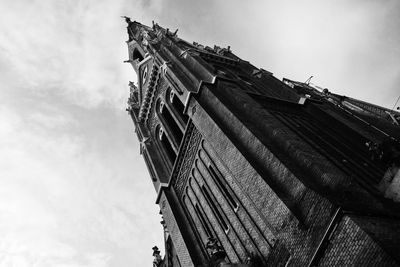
[0,95,163,266]
[0,0,133,109]
[0,0,399,266]
[0,0,163,259]
[145,0,400,108]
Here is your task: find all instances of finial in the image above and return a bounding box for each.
[120,16,132,24]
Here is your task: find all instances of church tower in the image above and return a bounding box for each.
[124,18,400,267]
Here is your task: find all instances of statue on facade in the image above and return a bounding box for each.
[206,237,227,266]
[129,81,138,92]
[127,81,140,110]
[152,246,163,267]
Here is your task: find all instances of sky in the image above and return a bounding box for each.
[0,0,399,266]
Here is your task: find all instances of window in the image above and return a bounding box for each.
[208,165,239,211]
[201,185,229,232]
[167,88,189,125]
[162,106,183,143]
[132,48,144,62]
[195,203,213,238]
[156,98,183,151]
[156,125,176,169]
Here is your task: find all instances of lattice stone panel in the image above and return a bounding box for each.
[172,123,202,199]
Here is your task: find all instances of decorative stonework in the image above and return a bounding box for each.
[148,79,169,134]
[127,81,140,110]
[152,246,163,267]
[198,50,239,67]
[190,41,239,66]
[206,237,228,266]
[139,63,161,122]
[172,123,202,198]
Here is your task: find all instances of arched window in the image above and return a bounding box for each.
[166,88,189,127]
[155,124,176,170]
[132,48,144,63]
[156,98,183,150]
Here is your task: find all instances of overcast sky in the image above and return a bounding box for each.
[0,0,399,266]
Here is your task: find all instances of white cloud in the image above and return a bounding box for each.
[151,0,400,108]
[0,0,132,109]
[0,98,163,266]
[0,0,166,265]
[0,0,398,266]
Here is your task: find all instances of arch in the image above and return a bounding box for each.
[166,87,189,126]
[156,97,183,149]
[155,124,177,169]
[132,48,144,62]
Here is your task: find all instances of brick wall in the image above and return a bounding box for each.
[187,82,399,266]
[159,191,195,267]
[319,215,398,266]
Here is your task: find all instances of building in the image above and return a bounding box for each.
[123,18,400,267]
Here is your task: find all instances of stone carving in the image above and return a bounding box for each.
[160,216,166,229]
[161,61,172,76]
[147,79,168,135]
[192,42,205,50]
[139,64,161,122]
[127,81,140,110]
[172,123,202,198]
[179,49,200,59]
[206,237,227,266]
[213,45,231,56]
[129,81,138,92]
[152,246,163,267]
[366,138,400,166]
[139,137,150,154]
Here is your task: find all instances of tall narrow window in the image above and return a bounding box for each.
[156,125,176,169]
[208,165,239,211]
[157,98,183,150]
[160,129,177,165]
[201,185,229,232]
[163,106,183,142]
[168,89,189,124]
[195,203,213,238]
[194,203,213,237]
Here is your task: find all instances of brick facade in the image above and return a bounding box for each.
[124,19,400,266]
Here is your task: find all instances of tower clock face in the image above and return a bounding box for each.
[142,66,148,85]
